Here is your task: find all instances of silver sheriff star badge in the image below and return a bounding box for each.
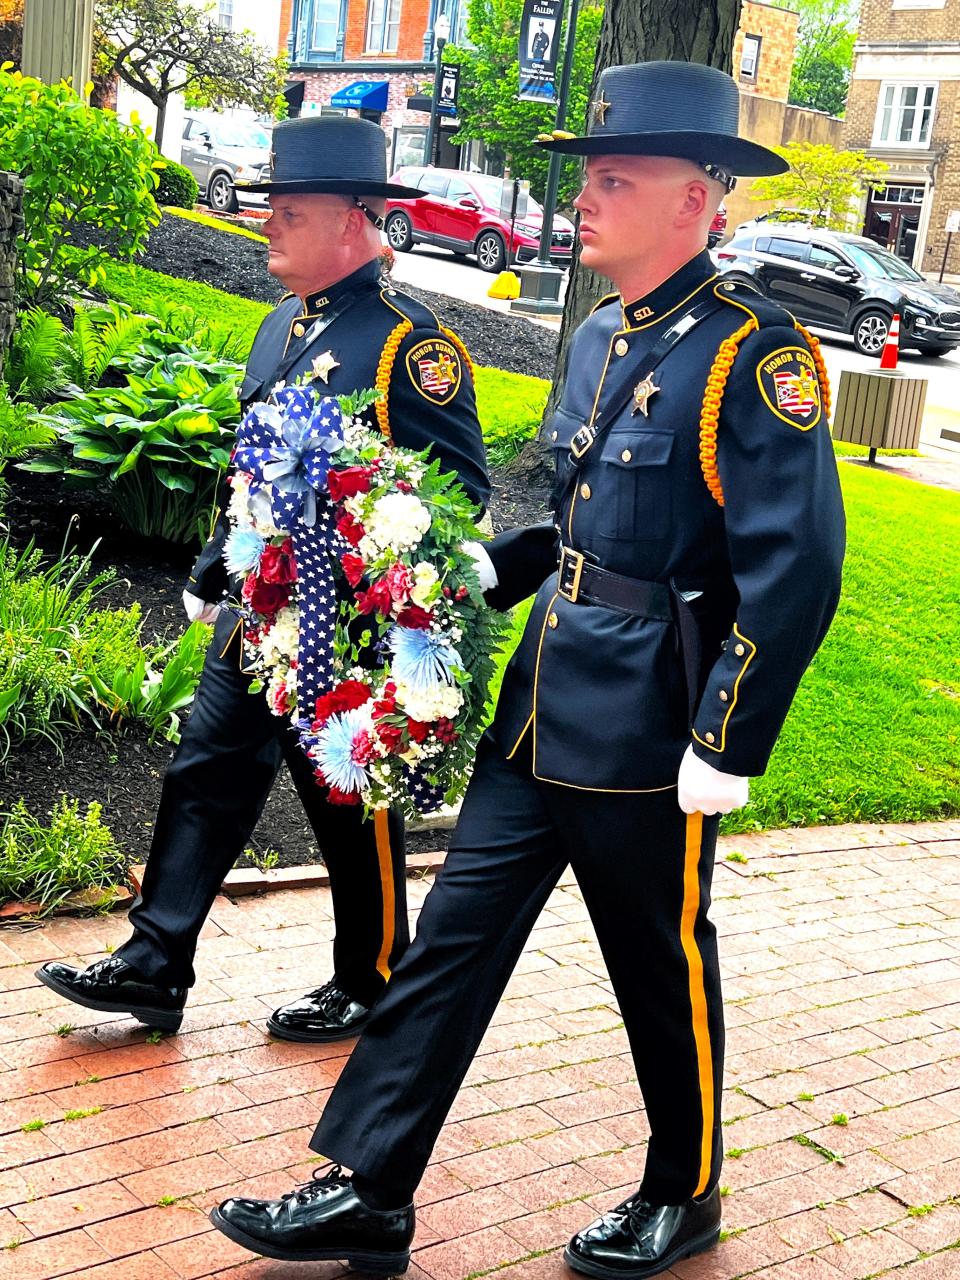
[632,373,660,416]
[311,350,340,384]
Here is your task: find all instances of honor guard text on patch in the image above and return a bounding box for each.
[406,338,462,405]
[756,346,822,430]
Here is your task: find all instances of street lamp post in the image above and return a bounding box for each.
[511,0,580,315]
[424,11,451,168]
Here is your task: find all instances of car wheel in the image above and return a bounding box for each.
[385,212,413,252]
[852,309,891,357]
[207,172,238,214]
[475,230,506,273]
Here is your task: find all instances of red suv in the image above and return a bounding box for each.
[384,167,576,273]
[708,202,728,249]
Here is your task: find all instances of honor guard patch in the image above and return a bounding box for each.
[406,338,462,405]
[756,346,822,430]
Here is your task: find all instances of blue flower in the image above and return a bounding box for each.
[388,626,461,691]
[313,707,371,795]
[223,527,265,576]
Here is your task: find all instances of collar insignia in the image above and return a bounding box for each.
[311,350,340,384]
[631,305,654,323]
[631,373,660,417]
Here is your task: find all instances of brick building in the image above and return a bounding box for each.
[734,0,799,102]
[844,0,960,275]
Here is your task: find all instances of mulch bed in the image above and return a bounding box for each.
[1,212,555,875]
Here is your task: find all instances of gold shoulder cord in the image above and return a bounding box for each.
[698,317,758,507]
[440,326,473,378]
[794,322,832,418]
[375,319,413,443]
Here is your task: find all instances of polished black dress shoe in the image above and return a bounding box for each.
[267,979,370,1043]
[35,956,186,1032]
[564,1185,721,1278]
[210,1164,414,1273]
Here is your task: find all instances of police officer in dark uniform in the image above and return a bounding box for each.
[531,20,551,64]
[210,63,845,1278]
[36,117,490,1043]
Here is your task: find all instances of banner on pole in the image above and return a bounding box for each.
[437,64,460,116]
[518,0,562,102]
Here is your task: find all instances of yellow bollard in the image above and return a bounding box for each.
[487,270,521,300]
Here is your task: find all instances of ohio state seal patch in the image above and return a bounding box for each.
[756,346,822,430]
[406,338,462,405]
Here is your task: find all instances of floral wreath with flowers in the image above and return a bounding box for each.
[221,382,505,817]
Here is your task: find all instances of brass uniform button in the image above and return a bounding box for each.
[719,690,729,702]
[547,612,559,629]
[734,643,745,656]
[293,322,305,338]
[551,430,558,441]
[704,732,716,744]
[579,483,592,500]
[621,448,632,462]
[614,338,629,356]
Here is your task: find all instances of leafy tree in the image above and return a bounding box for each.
[0,68,161,306]
[94,0,288,149]
[748,141,888,228]
[443,0,603,207]
[770,0,858,117]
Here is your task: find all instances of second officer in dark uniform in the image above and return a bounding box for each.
[36,117,490,1041]
[211,63,846,1279]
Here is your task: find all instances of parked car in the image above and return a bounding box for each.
[180,112,271,214]
[716,225,960,356]
[384,167,576,272]
[707,202,727,248]
[733,208,818,236]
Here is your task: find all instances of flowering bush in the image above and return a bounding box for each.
[224,385,504,816]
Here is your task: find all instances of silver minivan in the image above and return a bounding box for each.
[180,112,271,213]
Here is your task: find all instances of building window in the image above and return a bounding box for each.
[449,0,471,45]
[873,184,925,204]
[365,0,403,53]
[740,34,761,81]
[311,0,341,51]
[217,0,233,29]
[873,82,937,147]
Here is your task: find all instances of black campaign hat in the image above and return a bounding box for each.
[538,61,787,177]
[237,116,422,197]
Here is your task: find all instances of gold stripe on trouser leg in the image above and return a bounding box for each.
[373,809,397,982]
[680,811,714,1197]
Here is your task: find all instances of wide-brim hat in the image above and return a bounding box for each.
[537,61,788,177]
[237,116,422,198]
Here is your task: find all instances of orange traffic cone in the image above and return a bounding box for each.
[879,313,900,369]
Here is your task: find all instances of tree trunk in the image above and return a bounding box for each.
[155,94,168,149]
[543,0,742,416]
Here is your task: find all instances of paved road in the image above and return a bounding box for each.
[389,242,960,457]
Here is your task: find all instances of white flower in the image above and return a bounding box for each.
[364,492,431,554]
[393,678,464,723]
[411,562,439,607]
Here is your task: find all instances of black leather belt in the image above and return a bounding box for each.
[557,546,672,620]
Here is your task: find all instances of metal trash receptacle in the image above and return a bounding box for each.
[831,368,927,461]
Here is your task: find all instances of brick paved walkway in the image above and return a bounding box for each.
[1,820,959,1280]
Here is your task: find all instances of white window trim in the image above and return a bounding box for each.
[365,0,402,54]
[871,80,938,149]
[891,0,945,9]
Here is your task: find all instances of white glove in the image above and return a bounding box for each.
[182,589,221,625]
[677,744,749,816]
[461,541,499,591]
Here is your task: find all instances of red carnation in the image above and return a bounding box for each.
[242,574,292,617]
[396,604,433,630]
[355,580,393,618]
[384,561,414,603]
[328,466,374,502]
[336,512,365,547]
[313,679,373,724]
[327,785,363,805]
[377,723,405,753]
[351,730,376,766]
[341,552,366,587]
[407,718,430,743]
[259,538,297,585]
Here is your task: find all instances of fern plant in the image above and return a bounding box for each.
[61,304,150,391]
[6,309,68,405]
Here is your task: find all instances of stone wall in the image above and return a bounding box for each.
[0,170,24,382]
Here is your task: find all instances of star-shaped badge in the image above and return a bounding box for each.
[592,96,611,125]
[632,373,660,416]
[311,351,340,384]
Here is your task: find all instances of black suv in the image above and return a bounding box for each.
[717,226,960,357]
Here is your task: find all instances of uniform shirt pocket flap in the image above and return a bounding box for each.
[600,429,674,470]
[543,407,584,451]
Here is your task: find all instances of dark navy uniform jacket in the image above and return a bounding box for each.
[485,250,845,791]
[189,258,491,601]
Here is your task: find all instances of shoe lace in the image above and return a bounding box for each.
[624,1195,657,1245]
[286,1163,348,1205]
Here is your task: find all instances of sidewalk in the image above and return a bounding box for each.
[1,819,959,1280]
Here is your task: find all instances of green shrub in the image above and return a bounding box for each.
[0,386,54,511]
[474,367,550,465]
[0,67,161,305]
[6,309,69,405]
[0,797,126,915]
[155,159,199,210]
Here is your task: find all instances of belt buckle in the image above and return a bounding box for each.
[558,547,585,603]
[569,425,595,460]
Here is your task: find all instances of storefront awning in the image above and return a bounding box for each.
[330,81,389,112]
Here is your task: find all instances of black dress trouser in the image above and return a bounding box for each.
[311,733,724,1207]
[117,610,408,1007]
